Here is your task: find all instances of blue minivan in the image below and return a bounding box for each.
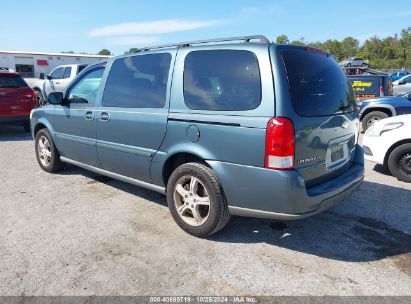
[31,36,364,236]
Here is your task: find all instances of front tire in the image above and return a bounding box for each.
[35,128,64,173]
[362,111,389,131]
[388,143,411,183]
[167,163,230,237]
[34,90,46,107]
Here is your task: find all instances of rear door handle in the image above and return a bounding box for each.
[100,112,110,121]
[85,111,94,120]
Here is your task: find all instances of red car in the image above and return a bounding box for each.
[0,71,36,132]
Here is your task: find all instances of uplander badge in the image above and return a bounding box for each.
[297,156,321,164]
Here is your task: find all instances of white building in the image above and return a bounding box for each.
[0,50,111,78]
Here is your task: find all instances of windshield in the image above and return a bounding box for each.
[0,75,28,88]
[282,48,356,116]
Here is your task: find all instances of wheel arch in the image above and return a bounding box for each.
[33,118,55,139]
[360,105,395,121]
[383,139,411,167]
[162,152,211,186]
[32,86,46,100]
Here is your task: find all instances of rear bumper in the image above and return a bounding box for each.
[208,145,364,220]
[0,115,30,125]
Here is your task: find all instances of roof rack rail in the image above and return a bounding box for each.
[135,35,270,52]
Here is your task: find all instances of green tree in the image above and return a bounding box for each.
[340,37,359,59]
[275,35,289,44]
[125,48,139,54]
[290,37,306,46]
[98,49,112,56]
[322,39,343,60]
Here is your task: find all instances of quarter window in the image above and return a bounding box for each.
[67,67,104,104]
[102,53,171,108]
[183,50,261,111]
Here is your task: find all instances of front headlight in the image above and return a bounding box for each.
[30,109,34,120]
[366,122,404,137]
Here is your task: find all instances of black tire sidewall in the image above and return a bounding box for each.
[167,163,227,237]
[35,129,63,173]
[388,144,411,182]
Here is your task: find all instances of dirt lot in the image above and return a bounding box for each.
[0,126,410,296]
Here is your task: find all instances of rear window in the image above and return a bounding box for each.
[0,74,28,88]
[282,48,356,116]
[183,50,261,111]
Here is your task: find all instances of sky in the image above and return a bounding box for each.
[1,0,410,55]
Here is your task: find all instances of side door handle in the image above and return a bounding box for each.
[85,111,94,120]
[100,112,110,121]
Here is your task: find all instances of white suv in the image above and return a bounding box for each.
[363,114,411,182]
[340,57,366,67]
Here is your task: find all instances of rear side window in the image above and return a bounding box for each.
[63,67,72,79]
[102,53,171,108]
[282,48,356,116]
[183,50,261,111]
[0,75,28,88]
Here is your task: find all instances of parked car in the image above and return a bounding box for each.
[340,57,366,67]
[32,64,88,106]
[0,67,14,72]
[31,35,364,237]
[390,70,409,82]
[392,74,411,96]
[0,71,36,131]
[358,91,411,130]
[363,114,411,182]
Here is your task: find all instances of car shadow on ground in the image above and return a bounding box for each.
[0,126,32,141]
[211,181,411,263]
[372,164,392,176]
[60,167,411,263]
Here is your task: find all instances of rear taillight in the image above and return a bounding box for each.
[19,88,35,103]
[265,117,295,170]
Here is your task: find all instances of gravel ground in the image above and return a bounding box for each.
[0,126,410,296]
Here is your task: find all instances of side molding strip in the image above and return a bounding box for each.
[60,157,166,194]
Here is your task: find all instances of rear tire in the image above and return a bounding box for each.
[35,128,64,173]
[362,111,389,131]
[166,162,230,237]
[388,143,411,183]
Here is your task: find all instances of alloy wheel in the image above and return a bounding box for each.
[37,135,52,167]
[173,175,211,226]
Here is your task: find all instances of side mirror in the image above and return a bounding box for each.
[407,93,411,101]
[46,75,53,80]
[398,79,406,85]
[47,92,64,105]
